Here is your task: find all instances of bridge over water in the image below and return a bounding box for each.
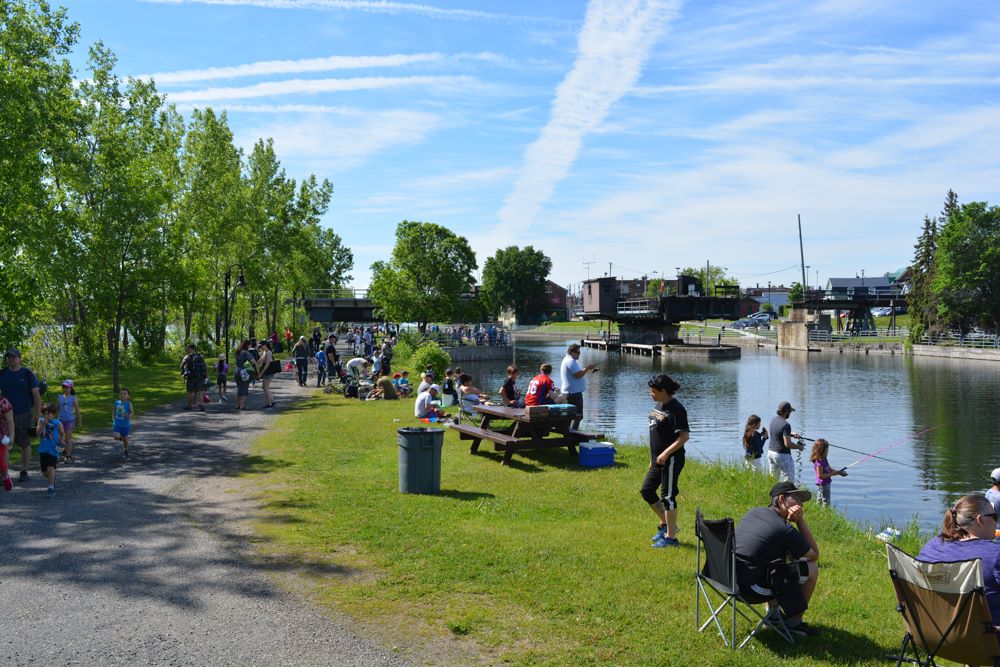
[302,289,376,323]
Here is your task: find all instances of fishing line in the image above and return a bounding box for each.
[796,436,918,470]
[842,423,948,470]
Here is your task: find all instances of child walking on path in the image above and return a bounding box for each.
[216,356,229,403]
[58,380,82,462]
[0,396,13,492]
[36,404,64,497]
[741,414,767,471]
[315,349,327,387]
[113,389,134,459]
[810,438,847,506]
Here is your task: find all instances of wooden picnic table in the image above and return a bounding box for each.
[448,404,603,466]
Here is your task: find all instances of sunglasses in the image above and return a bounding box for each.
[648,377,666,390]
[982,512,999,520]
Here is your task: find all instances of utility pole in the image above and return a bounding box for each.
[583,259,594,281]
[798,214,807,297]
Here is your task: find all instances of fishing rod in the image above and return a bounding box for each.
[795,436,917,470]
[800,423,948,471]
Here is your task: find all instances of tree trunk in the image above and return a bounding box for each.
[249,294,257,340]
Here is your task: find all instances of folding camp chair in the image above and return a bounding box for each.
[695,508,794,649]
[457,395,480,424]
[886,543,1000,666]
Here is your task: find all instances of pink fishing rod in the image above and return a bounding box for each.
[840,422,949,471]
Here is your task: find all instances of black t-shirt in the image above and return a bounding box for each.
[501,378,519,402]
[324,343,338,361]
[648,398,689,462]
[768,415,791,454]
[734,506,810,580]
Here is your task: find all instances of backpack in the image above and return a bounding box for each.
[190,353,207,377]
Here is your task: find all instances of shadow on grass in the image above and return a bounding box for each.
[753,623,894,664]
[438,489,496,502]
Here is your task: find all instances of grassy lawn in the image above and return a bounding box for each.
[535,321,619,333]
[245,392,926,666]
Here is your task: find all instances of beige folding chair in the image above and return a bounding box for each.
[886,543,1000,666]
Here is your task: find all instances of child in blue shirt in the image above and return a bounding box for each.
[36,403,64,497]
[113,388,134,459]
[397,370,412,397]
[315,349,327,387]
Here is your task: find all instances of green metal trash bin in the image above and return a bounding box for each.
[398,427,445,494]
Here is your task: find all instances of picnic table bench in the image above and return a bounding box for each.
[448,404,604,466]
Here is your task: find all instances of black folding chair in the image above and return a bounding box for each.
[695,507,794,649]
[886,543,1000,666]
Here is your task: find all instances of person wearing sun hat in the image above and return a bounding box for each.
[733,480,821,638]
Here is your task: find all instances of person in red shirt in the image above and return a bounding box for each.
[524,363,558,406]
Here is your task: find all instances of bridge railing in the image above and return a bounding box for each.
[616,299,658,316]
[305,288,369,300]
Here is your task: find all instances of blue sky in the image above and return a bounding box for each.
[68,0,1000,291]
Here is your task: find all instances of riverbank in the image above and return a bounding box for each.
[245,392,924,666]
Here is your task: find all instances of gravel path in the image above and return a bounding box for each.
[0,371,408,667]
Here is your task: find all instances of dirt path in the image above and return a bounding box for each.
[0,371,408,667]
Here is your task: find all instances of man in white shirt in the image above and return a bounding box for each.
[559,343,597,429]
[414,384,446,420]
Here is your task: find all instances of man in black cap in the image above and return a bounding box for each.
[734,481,821,637]
[767,400,803,483]
[0,348,42,481]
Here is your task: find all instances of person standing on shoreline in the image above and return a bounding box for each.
[560,343,597,430]
[768,401,803,483]
[641,374,689,548]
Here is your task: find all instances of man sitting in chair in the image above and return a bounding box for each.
[734,481,821,638]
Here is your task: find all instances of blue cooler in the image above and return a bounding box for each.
[579,441,616,468]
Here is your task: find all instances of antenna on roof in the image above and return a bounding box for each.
[583,259,595,281]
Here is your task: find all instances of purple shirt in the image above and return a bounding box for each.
[918,536,1000,623]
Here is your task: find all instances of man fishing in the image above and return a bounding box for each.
[768,401,804,483]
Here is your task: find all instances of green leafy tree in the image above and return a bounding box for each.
[680,264,733,296]
[788,282,804,302]
[480,245,552,322]
[933,200,1000,333]
[644,278,674,298]
[0,0,79,347]
[59,44,183,389]
[369,221,477,332]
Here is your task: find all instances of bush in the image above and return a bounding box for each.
[392,340,414,367]
[408,341,451,380]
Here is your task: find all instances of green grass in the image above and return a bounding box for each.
[38,359,181,434]
[245,393,928,666]
[534,321,619,333]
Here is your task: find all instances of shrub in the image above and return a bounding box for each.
[409,341,451,380]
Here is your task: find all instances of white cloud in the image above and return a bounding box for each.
[141,0,567,23]
[167,74,476,102]
[235,109,440,167]
[143,51,509,85]
[497,0,680,230]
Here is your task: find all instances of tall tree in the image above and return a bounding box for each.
[934,200,1000,333]
[369,221,477,332]
[0,0,79,347]
[480,245,552,322]
[59,44,183,389]
[908,214,939,340]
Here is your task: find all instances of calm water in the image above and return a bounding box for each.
[456,341,1000,531]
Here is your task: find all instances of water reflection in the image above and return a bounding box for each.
[457,341,1000,531]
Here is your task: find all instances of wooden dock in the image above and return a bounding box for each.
[621,343,660,356]
[582,338,620,351]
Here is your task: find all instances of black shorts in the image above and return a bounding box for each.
[185,375,204,392]
[39,453,58,472]
[565,392,583,417]
[736,562,808,618]
[12,412,32,448]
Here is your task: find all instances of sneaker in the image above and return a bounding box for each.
[2,475,12,492]
[651,536,680,548]
[183,405,192,411]
[198,404,206,412]
[17,470,28,482]
[219,396,228,403]
[787,621,820,637]
[652,525,668,541]
[46,487,55,497]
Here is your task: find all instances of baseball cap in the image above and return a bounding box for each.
[777,400,795,413]
[770,481,812,503]
[991,467,1000,483]
[4,348,20,358]
[429,384,441,392]
[62,379,74,388]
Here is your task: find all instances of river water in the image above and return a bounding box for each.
[454,340,1000,531]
